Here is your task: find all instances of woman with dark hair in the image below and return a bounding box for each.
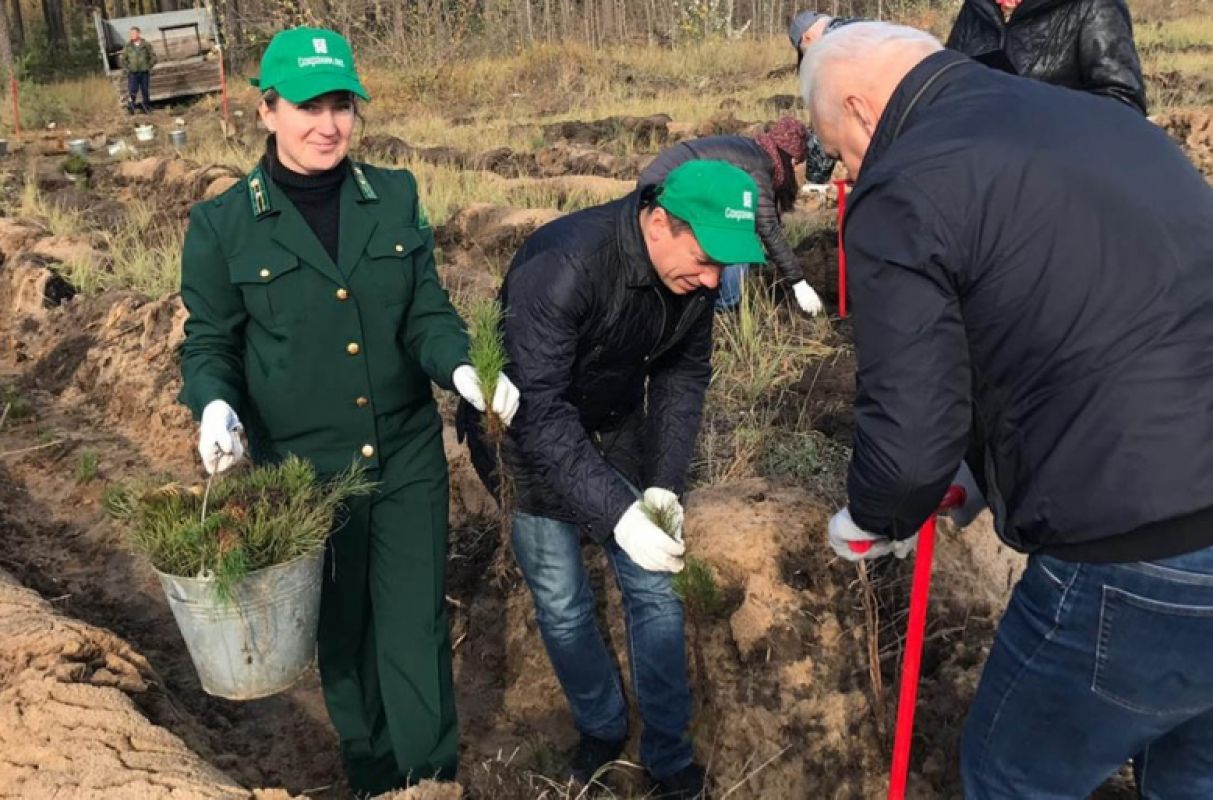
[177,26,518,796]
[637,116,824,314]
[947,0,1147,114]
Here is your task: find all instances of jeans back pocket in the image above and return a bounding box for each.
[1094,585,1213,716]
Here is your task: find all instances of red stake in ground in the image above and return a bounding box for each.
[834,179,848,317]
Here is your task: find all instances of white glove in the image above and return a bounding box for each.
[615,501,686,573]
[198,399,244,475]
[791,280,824,316]
[945,461,986,528]
[828,507,917,562]
[452,365,520,427]
[643,487,685,541]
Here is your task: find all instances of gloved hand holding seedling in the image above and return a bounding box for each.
[458,298,520,442]
[637,491,720,616]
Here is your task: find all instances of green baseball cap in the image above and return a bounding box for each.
[250,27,370,103]
[657,160,766,266]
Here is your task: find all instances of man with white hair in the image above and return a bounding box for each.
[802,21,1213,798]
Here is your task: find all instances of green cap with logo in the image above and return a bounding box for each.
[657,160,767,265]
[250,27,370,103]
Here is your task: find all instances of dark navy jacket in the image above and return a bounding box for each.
[844,50,1213,562]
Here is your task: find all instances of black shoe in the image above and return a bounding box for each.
[126,104,134,115]
[652,762,709,799]
[568,733,626,786]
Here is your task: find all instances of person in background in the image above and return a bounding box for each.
[788,10,864,188]
[637,116,824,315]
[803,21,1213,797]
[121,26,156,115]
[178,27,518,797]
[947,0,1147,114]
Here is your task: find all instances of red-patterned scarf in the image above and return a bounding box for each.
[754,116,809,191]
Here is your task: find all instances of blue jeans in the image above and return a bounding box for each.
[510,512,693,779]
[962,546,1213,798]
[715,264,749,311]
[127,71,150,110]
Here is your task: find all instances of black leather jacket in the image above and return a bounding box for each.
[947,0,1147,114]
[457,191,714,540]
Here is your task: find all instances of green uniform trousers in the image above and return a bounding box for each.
[316,420,457,796]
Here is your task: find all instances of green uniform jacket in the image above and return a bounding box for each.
[178,162,469,476]
[121,40,156,73]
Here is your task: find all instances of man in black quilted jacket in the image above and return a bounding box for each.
[803,21,1213,797]
[947,0,1147,114]
[458,160,765,800]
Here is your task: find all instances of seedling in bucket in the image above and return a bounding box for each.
[105,455,376,699]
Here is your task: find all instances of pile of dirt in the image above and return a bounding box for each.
[436,203,563,260]
[533,142,652,180]
[0,567,294,799]
[112,156,242,202]
[540,114,672,148]
[360,135,542,178]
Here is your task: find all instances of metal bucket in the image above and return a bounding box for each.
[67,138,89,156]
[135,125,155,143]
[156,550,324,700]
[169,129,187,147]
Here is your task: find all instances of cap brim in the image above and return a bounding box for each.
[692,223,767,266]
[272,72,370,103]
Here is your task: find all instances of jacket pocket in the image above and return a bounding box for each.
[364,227,426,309]
[228,253,303,327]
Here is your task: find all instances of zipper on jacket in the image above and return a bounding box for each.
[648,291,708,365]
[643,284,669,367]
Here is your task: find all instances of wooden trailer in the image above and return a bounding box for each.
[94,5,222,108]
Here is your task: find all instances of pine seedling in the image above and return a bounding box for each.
[108,455,377,604]
[467,297,509,442]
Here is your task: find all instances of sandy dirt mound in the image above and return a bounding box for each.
[0,569,293,799]
[533,142,651,180]
[436,204,563,261]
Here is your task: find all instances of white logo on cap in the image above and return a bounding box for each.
[743,191,753,209]
[313,38,328,54]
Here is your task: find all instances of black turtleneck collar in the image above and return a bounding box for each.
[262,134,348,191]
[262,135,346,264]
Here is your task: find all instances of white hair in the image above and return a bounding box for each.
[799,21,943,124]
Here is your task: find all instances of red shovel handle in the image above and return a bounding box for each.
[834,180,848,318]
[887,484,968,800]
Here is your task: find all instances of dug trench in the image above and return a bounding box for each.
[0,161,1139,799]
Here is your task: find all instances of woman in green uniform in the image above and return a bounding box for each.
[177,27,519,796]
